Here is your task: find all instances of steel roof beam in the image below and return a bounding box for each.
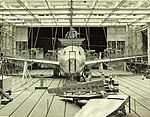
[45,0,58,25]
[17,0,42,25]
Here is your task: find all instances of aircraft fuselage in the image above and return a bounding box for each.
[58,46,86,77]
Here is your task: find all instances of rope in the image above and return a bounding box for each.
[102,27,107,41]
[34,27,40,48]
[85,27,90,50]
[53,27,58,51]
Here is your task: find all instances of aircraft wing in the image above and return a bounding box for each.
[7,57,59,66]
[85,55,147,66]
[59,94,102,100]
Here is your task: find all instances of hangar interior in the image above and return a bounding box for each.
[1,0,150,57]
[0,0,150,117]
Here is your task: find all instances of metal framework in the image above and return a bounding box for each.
[0,0,150,27]
[0,24,15,56]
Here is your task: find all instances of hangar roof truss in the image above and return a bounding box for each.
[0,0,150,27]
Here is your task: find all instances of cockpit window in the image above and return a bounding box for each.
[79,51,81,55]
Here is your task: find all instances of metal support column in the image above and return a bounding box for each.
[35,75,48,90]
[124,62,127,71]
[126,24,132,56]
[129,96,131,113]
[126,25,129,56]
[147,23,150,65]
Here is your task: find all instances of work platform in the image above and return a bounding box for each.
[0,69,149,117]
[74,95,130,117]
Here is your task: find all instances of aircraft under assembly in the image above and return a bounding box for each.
[1,0,150,117]
[0,47,148,117]
[0,15,149,117]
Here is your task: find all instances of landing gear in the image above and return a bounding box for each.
[7,90,12,95]
[76,74,80,82]
[75,73,86,82]
[53,66,59,78]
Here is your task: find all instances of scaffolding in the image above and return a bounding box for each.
[16,41,28,57]
[0,23,16,57]
[104,41,125,58]
[125,25,145,56]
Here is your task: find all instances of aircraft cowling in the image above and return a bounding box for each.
[58,46,86,75]
[59,56,85,74]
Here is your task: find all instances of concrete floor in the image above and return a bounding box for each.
[0,69,150,117]
[116,75,150,117]
[0,70,80,117]
[93,69,150,117]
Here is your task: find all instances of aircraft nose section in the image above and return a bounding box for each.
[65,58,80,73]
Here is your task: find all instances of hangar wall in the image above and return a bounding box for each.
[12,26,145,58]
[107,27,126,41]
[105,26,144,58]
[15,27,28,57]
[105,27,126,58]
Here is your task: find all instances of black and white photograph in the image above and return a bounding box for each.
[0,0,150,117]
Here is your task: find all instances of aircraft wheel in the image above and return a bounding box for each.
[8,90,12,95]
[76,76,80,82]
[73,99,78,105]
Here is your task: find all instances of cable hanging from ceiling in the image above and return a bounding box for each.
[34,27,40,48]
[85,27,90,50]
[52,20,58,51]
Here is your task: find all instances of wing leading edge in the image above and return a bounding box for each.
[85,55,147,66]
[7,57,60,66]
